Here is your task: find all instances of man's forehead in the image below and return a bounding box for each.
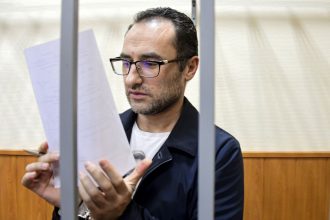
[145,18,164,28]
[133,17,173,29]
[125,18,175,40]
[122,19,177,58]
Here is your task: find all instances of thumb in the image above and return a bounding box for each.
[38,141,49,154]
[125,159,152,191]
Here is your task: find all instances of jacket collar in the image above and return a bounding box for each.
[120,97,198,157]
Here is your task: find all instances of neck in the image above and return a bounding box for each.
[136,97,184,133]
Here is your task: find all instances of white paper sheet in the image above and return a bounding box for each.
[24,29,135,187]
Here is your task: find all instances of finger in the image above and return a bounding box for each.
[99,160,128,195]
[79,170,107,208]
[85,161,117,199]
[38,152,59,163]
[21,171,38,187]
[38,141,49,154]
[25,162,50,172]
[78,178,98,212]
[125,159,152,192]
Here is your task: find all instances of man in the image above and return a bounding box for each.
[22,7,244,219]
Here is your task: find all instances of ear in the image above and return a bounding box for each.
[183,56,199,81]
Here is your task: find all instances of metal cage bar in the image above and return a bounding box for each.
[199,0,216,219]
[59,0,79,219]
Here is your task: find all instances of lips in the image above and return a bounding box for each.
[128,89,148,100]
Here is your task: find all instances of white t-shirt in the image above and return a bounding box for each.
[130,122,171,161]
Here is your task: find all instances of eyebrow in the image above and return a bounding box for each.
[119,53,131,59]
[119,52,164,61]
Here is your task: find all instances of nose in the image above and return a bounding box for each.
[124,63,143,87]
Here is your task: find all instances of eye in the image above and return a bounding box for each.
[140,61,158,69]
[122,60,130,69]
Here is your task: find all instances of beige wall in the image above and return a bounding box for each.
[0,0,329,151]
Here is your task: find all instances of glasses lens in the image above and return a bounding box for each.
[137,61,159,77]
[112,60,130,75]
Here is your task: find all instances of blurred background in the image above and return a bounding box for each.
[0,0,329,151]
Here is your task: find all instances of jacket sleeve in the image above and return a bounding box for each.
[215,137,244,220]
[52,207,60,220]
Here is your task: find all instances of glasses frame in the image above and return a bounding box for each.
[109,57,184,78]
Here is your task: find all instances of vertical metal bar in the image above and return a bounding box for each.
[191,0,197,26]
[199,0,215,220]
[60,0,79,219]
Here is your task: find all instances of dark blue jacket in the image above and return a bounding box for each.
[52,98,244,219]
[119,98,244,220]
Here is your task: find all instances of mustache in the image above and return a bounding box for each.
[126,84,150,95]
[129,84,148,92]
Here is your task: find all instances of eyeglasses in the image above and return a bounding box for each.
[109,57,183,78]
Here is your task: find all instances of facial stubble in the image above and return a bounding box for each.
[127,70,184,115]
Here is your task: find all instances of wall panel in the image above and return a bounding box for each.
[294,159,328,220]
[0,150,329,220]
[0,155,18,220]
[243,158,263,220]
[327,159,330,219]
[243,153,330,220]
[263,159,296,220]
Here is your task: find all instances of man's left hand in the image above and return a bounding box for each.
[79,159,152,220]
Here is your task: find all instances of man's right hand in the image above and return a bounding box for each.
[21,142,60,207]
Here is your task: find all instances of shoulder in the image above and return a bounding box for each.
[214,126,242,168]
[214,127,244,218]
[215,127,240,151]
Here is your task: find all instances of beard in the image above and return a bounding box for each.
[126,71,184,115]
